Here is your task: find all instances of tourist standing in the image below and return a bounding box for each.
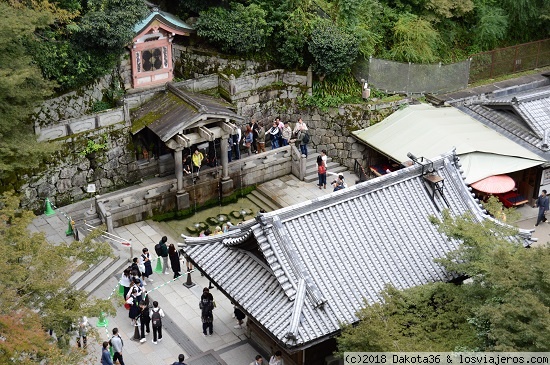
[317,153,327,190]
[158,236,170,275]
[257,122,266,153]
[250,355,264,365]
[268,121,280,149]
[127,283,142,325]
[269,351,283,365]
[172,354,187,365]
[535,189,549,227]
[233,126,241,160]
[138,300,151,343]
[250,119,259,153]
[227,135,233,163]
[101,341,113,365]
[110,328,125,365]
[281,122,292,147]
[140,248,153,283]
[169,243,181,278]
[244,125,254,156]
[192,149,204,178]
[119,268,131,299]
[150,301,165,344]
[276,118,284,147]
[76,316,89,348]
[234,306,246,329]
[200,287,215,336]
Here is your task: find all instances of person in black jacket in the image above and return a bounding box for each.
[138,300,150,343]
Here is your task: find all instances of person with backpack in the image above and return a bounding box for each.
[138,300,150,343]
[199,287,215,336]
[156,236,170,275]
[110,327,125,365]
[150,300,165,344]
[140,247,153,283]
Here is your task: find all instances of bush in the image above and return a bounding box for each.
[308,20,359,78]
[196,3,272,55]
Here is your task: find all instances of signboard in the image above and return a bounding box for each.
[87,184,96,193]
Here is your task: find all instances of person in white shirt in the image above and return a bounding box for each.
[232,127,241,160]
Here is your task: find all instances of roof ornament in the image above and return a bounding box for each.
[408,152,449,208]
[285,278,306,341]
[542,130,550,151]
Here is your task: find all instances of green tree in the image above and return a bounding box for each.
[388,13,440,63]
[308,19,359,77]
[196,3,273,55]
[0,191,116,363]
[338,283,480,352]
[0,3,59,190]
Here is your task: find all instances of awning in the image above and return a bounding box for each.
[352,104,545,184]
[470,174,516,194]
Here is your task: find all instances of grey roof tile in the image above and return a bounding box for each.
[181,151,534,351]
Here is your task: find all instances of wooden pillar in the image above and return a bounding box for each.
[174,147,184,192]
[220,136,229,180]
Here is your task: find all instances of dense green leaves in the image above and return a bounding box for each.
[196,3,272,55]
[338,208,550,353]
[389,13,440,63]
[308,20,359,77]
[0,192,116,364]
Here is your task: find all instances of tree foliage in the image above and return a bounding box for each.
[308,19,359,77]
[0,192,116,364]
[0,3,59,186]
[388,13,440,63]
[196,3,272,55]
[338,207,550,353]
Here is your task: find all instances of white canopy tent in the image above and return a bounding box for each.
[352,104,545,184]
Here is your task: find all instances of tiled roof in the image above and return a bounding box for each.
[131,84,243,141]
[134,9,194,35]
[180,151,534,351]
[459,86,550,161]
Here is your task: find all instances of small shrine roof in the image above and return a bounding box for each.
[134,8,194,35]
[131,84,243,141]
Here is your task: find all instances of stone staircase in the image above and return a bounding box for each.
[304,152,348,183]
[246,189,282,211]
[56,199,129,296]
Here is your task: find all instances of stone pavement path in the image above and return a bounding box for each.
[81,219,261,365]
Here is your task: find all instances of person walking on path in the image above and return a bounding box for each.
[535,189,549,227]
[76,316,89,348]
[140,248,153,283]
[192,149,204,178]
[158,236,170,275]
[110,328,125,365]
[101,341,113,365]
[138,300,151,343]
[169,243,181,278]
[250,355,264,365]
[199,287,215,336]
[150,300,165,344]
[172,354,187,365]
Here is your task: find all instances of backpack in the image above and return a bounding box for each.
[200,299,213,317]
[302,132,310,144]
[154,243,162,256]
[151,309,162,328]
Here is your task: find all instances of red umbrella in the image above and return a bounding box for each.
[470,175,516,194]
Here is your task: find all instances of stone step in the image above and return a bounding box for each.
[304,165,348,183]
[75,255,125,293]
[69,255,110,288]
[305,161,340,175]
[245,194,269,212]
[83,257,129,296]
[248,190,282,211]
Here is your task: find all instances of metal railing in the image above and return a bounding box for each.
[469,38,550,83]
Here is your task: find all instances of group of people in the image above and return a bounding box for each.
[316,149,347,192]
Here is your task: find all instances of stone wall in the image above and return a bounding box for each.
[172,45,270,79]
